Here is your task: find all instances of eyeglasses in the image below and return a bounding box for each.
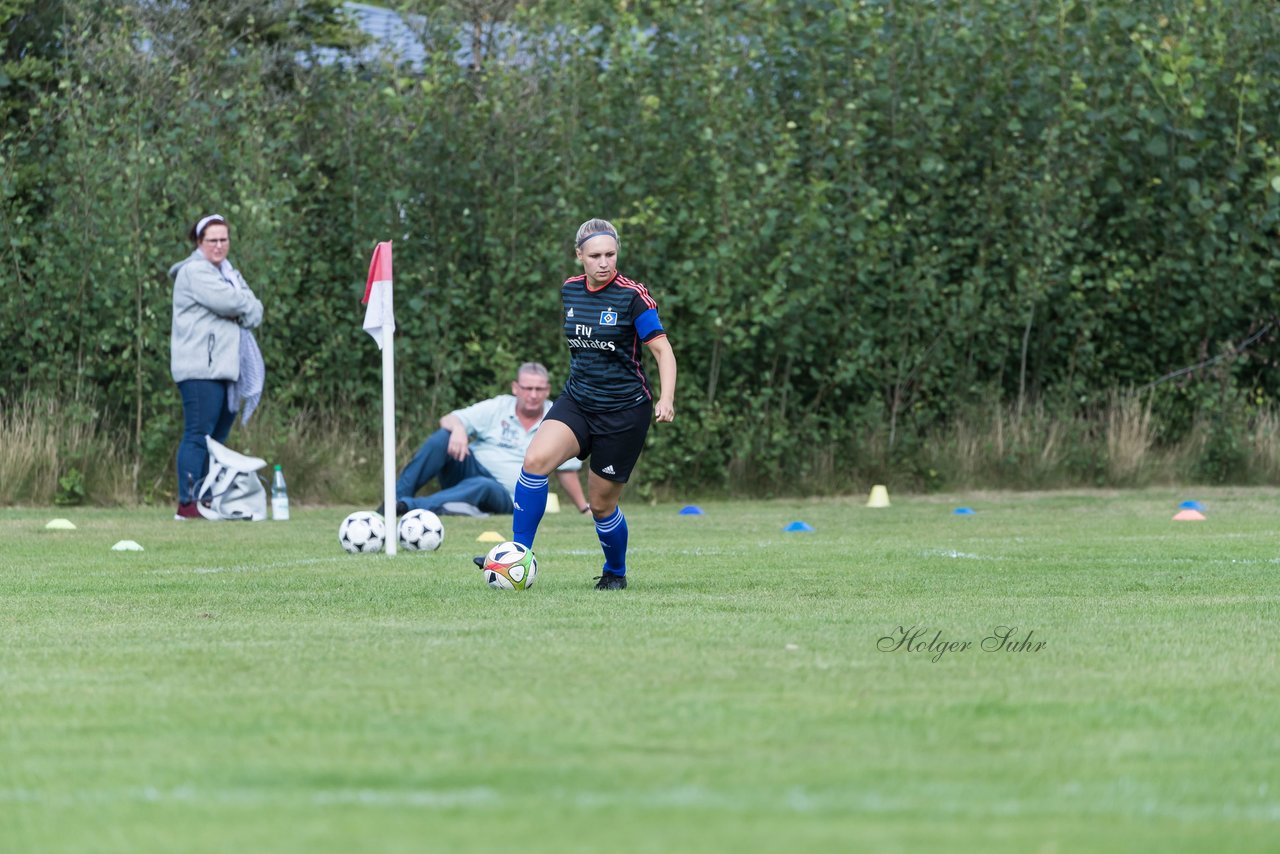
[203,238,229,245]
[517,384,550,393]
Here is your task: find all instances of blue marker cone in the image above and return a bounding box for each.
[678,505,705,516]
[1178,501,1205,512]
[784,521,815,532]
[953,507,976,515]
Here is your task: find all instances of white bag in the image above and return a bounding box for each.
[196,436,268,522]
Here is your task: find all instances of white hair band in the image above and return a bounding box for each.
[195,214,226,238]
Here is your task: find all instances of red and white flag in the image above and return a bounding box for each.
[362,241,395,349]
[361,239,399,553]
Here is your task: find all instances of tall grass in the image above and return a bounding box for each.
[0,397,401,508]
[922,393,1280,491]
[7,393,1280,504]
[232,407,393,508]
[0,395,132,506]
[939,400,1080,489]
[1245,408,1280,482]
[1104,390,1157,484]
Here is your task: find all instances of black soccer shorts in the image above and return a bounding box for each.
[545,395,653,483]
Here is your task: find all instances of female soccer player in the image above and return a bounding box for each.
[505,218,677,589]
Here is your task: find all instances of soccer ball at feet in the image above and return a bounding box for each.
[480,541,537,590]
[399,509,444,551]
[339,511,386,554]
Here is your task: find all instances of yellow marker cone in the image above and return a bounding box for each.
[45,519,76,530]
[476,530,505,543]
[866,484,891,508]
[545,493,561,514]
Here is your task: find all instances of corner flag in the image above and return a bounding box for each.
[362,240,398,554]
[363,241,395,349]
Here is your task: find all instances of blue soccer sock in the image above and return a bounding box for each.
[595,507,628,576]
[512,470,549,548]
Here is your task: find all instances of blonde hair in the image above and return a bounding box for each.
[574,218,619,249]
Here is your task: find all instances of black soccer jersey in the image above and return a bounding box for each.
[560,272,666,413]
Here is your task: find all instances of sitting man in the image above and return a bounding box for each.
[388,362,588,516]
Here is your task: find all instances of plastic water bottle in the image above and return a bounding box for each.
[271,465,290,521]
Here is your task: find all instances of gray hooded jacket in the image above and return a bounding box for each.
[169,251,264,382]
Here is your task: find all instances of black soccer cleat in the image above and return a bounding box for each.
[472,555,486,569]
[594,573,628,590]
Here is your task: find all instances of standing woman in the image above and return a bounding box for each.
[501,218,677,589]
[169,214,265,519]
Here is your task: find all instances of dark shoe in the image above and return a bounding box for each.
[375,500,409,517]
[594,572,628,590]
[472,555,486,569]
[174,502,202,520]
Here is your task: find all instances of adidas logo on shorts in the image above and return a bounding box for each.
[602,465,616,475]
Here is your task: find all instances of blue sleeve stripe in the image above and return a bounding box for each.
[635,308,664,341]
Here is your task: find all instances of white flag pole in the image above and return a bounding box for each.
[381,279,397,556]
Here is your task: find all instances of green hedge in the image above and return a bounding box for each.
[2,0,1279,498]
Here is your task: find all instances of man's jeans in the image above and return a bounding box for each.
[396,428,514,513]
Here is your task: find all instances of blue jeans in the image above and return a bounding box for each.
[176,379,235,503]
[396,429,514,513]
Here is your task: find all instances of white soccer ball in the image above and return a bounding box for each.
[399,509,444,551]
[479,541,537,590]
[339,510,386,554]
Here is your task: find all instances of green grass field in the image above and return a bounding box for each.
[3,489,1278,853]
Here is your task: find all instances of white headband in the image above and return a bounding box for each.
[194,214,226,238]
